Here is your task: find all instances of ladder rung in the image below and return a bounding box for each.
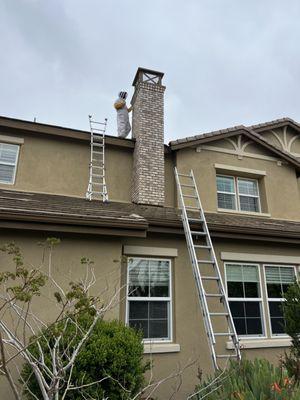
[191,231,206,235]
[202,276,220,280]
[93,151,103,154]
[216,354,238,358]
[90,120,106,125]
[91,165,103,168]
[185,206,199,210]
[178,173,192,177]
[181,184,195,187]
[210,312,229,316]
[206,293,225,297]
[188,218,203,222]
[90,190,105,194]
[93,143,104,147]
[214,332,235,336]
[92,174,104,178]
[183,195,197,198]
[194,245,211,249]
[198,260,215,264]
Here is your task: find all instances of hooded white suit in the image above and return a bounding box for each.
[114,95,131,138]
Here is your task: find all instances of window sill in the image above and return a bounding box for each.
[143,343,180,354]
[226,338,291,350]
[218,208,271,218]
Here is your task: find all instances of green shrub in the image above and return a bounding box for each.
[21,315,149,400]
[282,282,300,382]
[192,358,300,400]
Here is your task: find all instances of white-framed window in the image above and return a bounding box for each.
[225,263,265,337]
[0,143,19,184]
[264,265,296,336]
[126,257,172,342]
[217,175,260,213]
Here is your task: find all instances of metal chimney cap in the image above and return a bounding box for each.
[132,67,164,86]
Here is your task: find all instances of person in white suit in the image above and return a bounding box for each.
[114,91,132,138]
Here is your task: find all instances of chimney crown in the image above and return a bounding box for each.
[132,67,164,87]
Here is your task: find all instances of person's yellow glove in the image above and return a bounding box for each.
[114,99,125,110]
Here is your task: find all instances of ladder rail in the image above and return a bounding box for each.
[174,167,241,370]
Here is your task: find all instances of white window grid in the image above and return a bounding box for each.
[224,262,266,339]
[217,174,261,213]
[126,257,173,343]
[263,264,297,338]
[0,143,20,185]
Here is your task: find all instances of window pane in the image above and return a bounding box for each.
[271,318,285,334]
[149,301,168,319]
[269,301,283,318]
[129,319,149,338]
[280,267,295,284]
[229,301,245,317]
[149,260,170,297]
[244,282,259,298]
[217,193,236,210]
[228,282,244,297]
[239,196,259,212]
[238,179,258,196]
[233,318,246,335]
[265,266,281,283]
[246,318,262,335]
[245,302,260,317]
[242,265,259,282]
[129,301,148,319]
[0,164,15,183]
[128,259,149,297]
[0,144,18,164]
[267,283,282,298]
[217,176,235,193]
[149,320,168,339]
[226,264,243,281]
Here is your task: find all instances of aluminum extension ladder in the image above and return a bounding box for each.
[174,168,241,370]
[86,115,108,201]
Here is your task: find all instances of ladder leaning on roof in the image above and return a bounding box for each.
[86,115,108,202]
[174,167,241,371]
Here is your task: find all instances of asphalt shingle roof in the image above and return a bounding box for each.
[1,189,300,239]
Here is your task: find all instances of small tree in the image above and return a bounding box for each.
[21,316,148,400]
[282,282,300,382]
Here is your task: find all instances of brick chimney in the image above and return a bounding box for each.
[131,67,165,206]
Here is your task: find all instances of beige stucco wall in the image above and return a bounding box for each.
[0,131,178,206]
[175,145,300,220]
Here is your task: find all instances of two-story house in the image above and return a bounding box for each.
[0,68,300,399]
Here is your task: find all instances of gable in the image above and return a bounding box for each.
[195,133,290,164]
[256,125,300,159]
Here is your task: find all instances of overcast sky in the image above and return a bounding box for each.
[0,0,299,143]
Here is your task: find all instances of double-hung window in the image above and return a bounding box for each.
[217,175,260,213]
[0,143,19,184]
[226,263,264,336]
[265,265,296,335]
[127,258,172,341]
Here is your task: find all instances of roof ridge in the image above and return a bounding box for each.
[169,117,300,146]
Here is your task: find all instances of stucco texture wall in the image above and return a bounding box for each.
[175,144,300,220]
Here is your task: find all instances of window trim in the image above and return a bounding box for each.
[126,257,173,344]
[217,174,261,213]
[0,143,20,185]
[224,262,267,339]
[262,264,297,338]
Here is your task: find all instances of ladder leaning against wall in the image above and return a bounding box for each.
[174,168,241,371]
[86,115,108,202]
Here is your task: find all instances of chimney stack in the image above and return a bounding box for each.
[131,67,165,206]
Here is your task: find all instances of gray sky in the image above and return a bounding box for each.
[1,0,299,143]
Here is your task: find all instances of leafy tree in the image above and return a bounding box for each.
[21,315,148,400]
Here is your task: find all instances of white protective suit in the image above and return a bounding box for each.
[114,96,131,138]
